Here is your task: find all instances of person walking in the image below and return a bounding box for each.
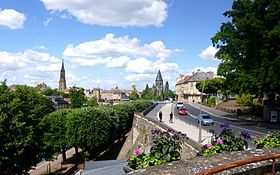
[169,112,173,123]
[158,111,163,122]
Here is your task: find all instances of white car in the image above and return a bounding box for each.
[198,114,214,126]
[176,102,184,109]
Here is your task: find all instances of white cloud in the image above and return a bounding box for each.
[0,49,62,87]
[192,66,218,74]
[0,9,26,29]
[41,0,167,27]
[64,33,176,68]
[199,46,219,60]
[125,73,154,82]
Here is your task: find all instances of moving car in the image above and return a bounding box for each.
[198,114,214,126]
[176,102,184,109]
[178,107,188,115]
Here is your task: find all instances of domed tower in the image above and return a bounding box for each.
[58,59,67,91]
[155,70,163,97]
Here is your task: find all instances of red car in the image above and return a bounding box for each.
[178,107,188,115]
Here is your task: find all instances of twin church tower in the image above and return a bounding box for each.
[58,60,169,95]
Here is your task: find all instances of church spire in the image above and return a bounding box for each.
[59,59,66,91]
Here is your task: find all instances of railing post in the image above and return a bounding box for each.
[272,158,276,175]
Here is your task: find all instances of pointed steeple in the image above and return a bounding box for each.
[59,59,67,91]
[156,70,163,81]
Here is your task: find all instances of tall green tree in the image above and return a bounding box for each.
[40,109,70,162]
[69,87,87,108]
[196,78,225,95]
[87,96,98,107]
[212,0,280,98]
[0,83,54,174]
[129,85,139,100]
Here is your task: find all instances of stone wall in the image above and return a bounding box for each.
[130,113,199,160]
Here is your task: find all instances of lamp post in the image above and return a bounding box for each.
[198,78,207,143]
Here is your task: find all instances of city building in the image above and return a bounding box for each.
[86,86,129,103]
[175,71,214,103]
[48,96,69,109]
[58,59,67,91]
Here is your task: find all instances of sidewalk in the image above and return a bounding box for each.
[146,103,213,144]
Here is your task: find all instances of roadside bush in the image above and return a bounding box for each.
[128,129,186,170]
[255,132,280,149]
[201,128,247,156]
[236,93,253,106]
[207,96,216,107]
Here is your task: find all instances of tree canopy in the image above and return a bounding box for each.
[69,87,87,108]
[129,85,139,100]
[196,78,225,95]
[212,0,280,97]
[0,82,54,174]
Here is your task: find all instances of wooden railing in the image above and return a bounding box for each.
[196,153,280,175]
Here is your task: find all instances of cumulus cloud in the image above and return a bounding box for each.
[0,9,26,29]
[41,0,167,27]
[0,49,62,87]
[199,46,219,60]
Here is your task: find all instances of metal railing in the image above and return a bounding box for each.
[196,152,280,175]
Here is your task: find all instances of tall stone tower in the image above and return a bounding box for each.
[155,70,163,97]
[165,81,169,92]
[58,59,67,91]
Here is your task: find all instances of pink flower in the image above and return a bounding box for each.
[216,138,224,145]
[203,143,212,149]
[134,146,142,156]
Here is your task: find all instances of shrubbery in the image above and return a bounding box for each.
[128,129,186,170]
[236,93,253,106]
[255,132,280,149]
[200,126,248,156]
[41,100,153,159]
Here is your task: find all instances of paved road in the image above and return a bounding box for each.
[146,102,271,148]
[146,102,213,144]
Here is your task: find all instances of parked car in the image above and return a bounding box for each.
[198,114,214,126]
[176,102,184,109]
[178,107,188,115]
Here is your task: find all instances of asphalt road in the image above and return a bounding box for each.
[174,103,268,148]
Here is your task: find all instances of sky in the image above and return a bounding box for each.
[0,0,233,90]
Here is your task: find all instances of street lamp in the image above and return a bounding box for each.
[198,77,207,143]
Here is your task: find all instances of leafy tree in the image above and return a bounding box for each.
[87,96,98,107]
[0,83,54,174]
[42,87,60,96]
[69,87,87,108]
[66,107,114,158]
[40,109,70,162]
[163,90,176,100]
[129,85,139,100]
[212,0,280,98]
[141,84,155,100]
[196,78,225,95]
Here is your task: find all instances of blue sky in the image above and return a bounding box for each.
[0,0,233,90]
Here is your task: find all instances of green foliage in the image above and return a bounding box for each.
[163,90,176,100]
[66,107,114,158]
[255,132,280,149]
[128,129,185,170]
[0,83,55,174]
[201,128,246,156]
[212,0,280,96]
[196,78,225,95]
[69,87,87,108]
[40,109,70,160]
[87,96,98,107]
[236,93,253,106]
[129,85,139,100]
[207,96,217,107]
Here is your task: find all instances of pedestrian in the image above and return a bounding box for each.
[169,112,173,123]
[159,111,162,122]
